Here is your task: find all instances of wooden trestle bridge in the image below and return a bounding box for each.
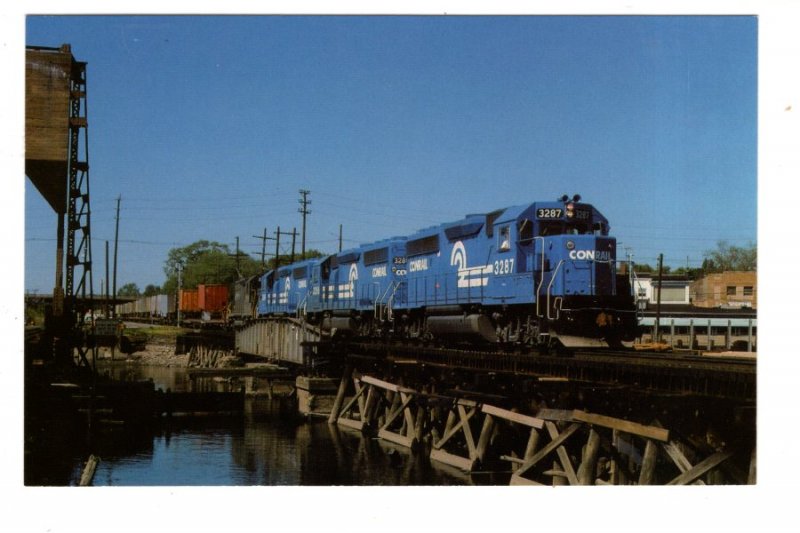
[233,318,757,485]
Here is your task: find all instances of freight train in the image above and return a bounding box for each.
[118,196,640,350]
[234,195,641,350]
[115,284,229,326]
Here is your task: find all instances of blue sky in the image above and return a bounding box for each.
[23,15,757,293]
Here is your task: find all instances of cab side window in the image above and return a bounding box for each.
[518,219,533,243]
[499,226,511,251]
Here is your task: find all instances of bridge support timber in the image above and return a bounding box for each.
[327,366,755,485]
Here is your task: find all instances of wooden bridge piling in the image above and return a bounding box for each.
[324,365,752,485]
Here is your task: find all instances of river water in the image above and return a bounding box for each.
[69,364,495,486]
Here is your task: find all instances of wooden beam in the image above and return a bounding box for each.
[402,392,417,435]
[572,410,669,442]
[360,374,417,394]
[521,428,541,473]
[353,377,366,416]
[337,385,367,421]
[667,450,734,485]
[481,404,545,429]
[433,406,476,451]
[337,417,364,432]
[378,429,415,449]
[380,392,415,431]
[577,428,601,485]
[638,439,659,485]
[514,422,581,481]
[328,364,353,425]
[363,384,378,426]
[79,455,99,486]
[458,405,478,460]
[510,474,543,486]
[475,413,495,464]
[552,460,566,486]
[545,421,579,485]
[535,408,574,422]
[661,441,706,485]
[430,448,475,472]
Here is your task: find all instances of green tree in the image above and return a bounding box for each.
[162,240,263,293]
[703,241,757,272]
[117,282,140,297]
[143,284,161,296]
[671,266,704,279]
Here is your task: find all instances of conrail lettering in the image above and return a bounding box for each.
[569,250,611,261]
[409,258,429,272]
[372,265,387,278]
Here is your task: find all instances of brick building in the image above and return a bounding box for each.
[690,271,757,309]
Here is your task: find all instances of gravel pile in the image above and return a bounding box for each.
[135,343,189,367]
[95,340,189,367]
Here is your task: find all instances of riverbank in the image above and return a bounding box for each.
[96,325,189,367]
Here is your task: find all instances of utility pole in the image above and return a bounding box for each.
[298,189,311,256]
[655,253,664,343]
[105,241,110,317]
[272,227,296,268]
[291,228,297,263]
[176,262,182,326]
[112,195,121,318]
[274,225,281,269]
[339,224,343,252]
[235,236,240,276]
[253,228,269,267]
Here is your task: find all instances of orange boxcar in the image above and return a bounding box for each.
[197,284,229,312]
[179,289,199,313]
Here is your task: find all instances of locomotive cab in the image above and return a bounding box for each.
[525,195,637,347]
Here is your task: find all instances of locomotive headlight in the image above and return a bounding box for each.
[566,202,575,218]
[566,240,575,250]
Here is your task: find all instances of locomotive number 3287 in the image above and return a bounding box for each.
[537,208,563,219]
[493,258,515,275]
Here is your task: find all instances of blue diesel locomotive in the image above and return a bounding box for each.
[252,195,639,350]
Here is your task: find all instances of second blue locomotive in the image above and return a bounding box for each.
[241,195,638,350]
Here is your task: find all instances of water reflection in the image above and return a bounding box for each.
[83,365,472,485]
[91,397,472,486]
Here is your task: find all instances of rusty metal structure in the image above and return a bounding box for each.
[26,44,94,367]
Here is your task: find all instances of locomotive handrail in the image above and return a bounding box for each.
[533,236,546,318]
[546,260,565,320]
[375,281,394,320]
[386,281,403,321]
[296,292,309,319]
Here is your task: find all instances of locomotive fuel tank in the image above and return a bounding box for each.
[427,314,498,343]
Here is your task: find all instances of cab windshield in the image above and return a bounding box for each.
[538,221,607,236]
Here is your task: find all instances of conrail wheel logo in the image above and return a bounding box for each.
[451,241,492,288]
[279,277,291,304]
[338,263,358,298]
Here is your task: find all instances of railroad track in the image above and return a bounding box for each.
[341,342,756,402]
